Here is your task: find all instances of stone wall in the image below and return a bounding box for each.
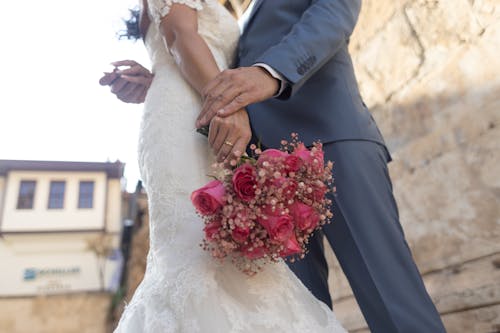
[329,1,500,332]
[0,294,112,333]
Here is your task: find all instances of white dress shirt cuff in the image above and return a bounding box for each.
[252,63,288,97]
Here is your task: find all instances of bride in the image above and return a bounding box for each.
[104,1,346,332]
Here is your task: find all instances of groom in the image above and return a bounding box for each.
[197,1,447,332]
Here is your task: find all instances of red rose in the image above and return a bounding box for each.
[232,226,250,243]
[258,208,294,243]
[280,234,302,257]
[241,244,267,260]
[191,180,225,215]
[289,201,320,231]
[284,155,303,173]
[204,220,222,241]
[232,163,257,202]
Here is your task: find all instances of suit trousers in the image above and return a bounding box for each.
[283,140,447,333]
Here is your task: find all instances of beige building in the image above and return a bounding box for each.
[0,159,125,297]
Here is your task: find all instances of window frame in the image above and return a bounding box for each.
[16,180,37,210]
[78,181,95,209]
[47,180,66,209]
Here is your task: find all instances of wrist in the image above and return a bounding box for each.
[255,66,280,96]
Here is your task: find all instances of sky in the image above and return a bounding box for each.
[0,0,149,192]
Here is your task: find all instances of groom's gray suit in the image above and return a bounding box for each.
[238,1,447,332]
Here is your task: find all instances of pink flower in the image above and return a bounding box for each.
[241,244,267,260]
[283,179,298,200]
[284,155,303,173]
[272,177,298,200]
[311,183,328,202]
[204,220,221,241]
[280,234,302,257]
[232,163,257,202]
[191,180,225,215]
[232,226,250,243]
[259,149,288,161]
[258,208,294,243]
[289,201,320,231]
[293,143,313,163]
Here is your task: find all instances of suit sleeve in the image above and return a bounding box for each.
[255,0,361,99]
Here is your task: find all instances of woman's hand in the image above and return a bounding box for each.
[208,109,252,163]
[99,60,153,104]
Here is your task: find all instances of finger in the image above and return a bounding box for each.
[217,136,234,163]
[213,125,230,155]
[217,92,253,117]
[137,86,148,103]
[225,137,248,164]
[200,78,233,118]
[117,82,140,100]
[110,78,129,94]
[111,60,139,67]
[202,84,242,124]
[196,73,226,127]
[208,120,219,147]
[120,74,152,86]
[129,86,147,103]
[117,65,151,77]
[99,72,119,86]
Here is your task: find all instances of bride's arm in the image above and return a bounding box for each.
[159,4,220,94]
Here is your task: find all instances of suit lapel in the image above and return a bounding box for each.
[240,0,264,34]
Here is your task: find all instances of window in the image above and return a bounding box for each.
[78,181,94,209]
[48,181,66,209]
[17,180,36,209]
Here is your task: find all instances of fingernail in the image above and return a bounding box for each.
[217,109,224,115]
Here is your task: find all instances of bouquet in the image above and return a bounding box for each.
[190,134,334,275]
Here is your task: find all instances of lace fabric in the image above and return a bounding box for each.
[147,0,204,25]
[114,1,346,332]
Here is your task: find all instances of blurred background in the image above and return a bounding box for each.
[0,0,498,332]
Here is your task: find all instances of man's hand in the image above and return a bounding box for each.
[196,66,279,128]
[99,60,153,104]
[208,109,252,163]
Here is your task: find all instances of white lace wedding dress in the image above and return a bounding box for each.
[114,1,346,332]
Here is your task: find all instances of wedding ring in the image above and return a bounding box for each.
[224,140,234,147]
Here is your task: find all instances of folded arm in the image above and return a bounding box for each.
[158,2,252,162]
[198,0,361,123]
[256,0,361,98]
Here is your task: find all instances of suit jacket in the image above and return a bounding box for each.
[237,0,388,154]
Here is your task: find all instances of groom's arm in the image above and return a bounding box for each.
[256,0,361,98]
[197,0,361,125]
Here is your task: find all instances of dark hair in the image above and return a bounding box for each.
[118,7,142,40]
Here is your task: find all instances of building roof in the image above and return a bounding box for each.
[0,159,125,178]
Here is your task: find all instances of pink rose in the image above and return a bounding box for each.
[232,164,257,202]
[191,180,225,215]
[293,143,313,163]
[272,177,298,200]
[258,208,294,243]
[293,143,325,173]
[289,201,320,231]
[232,226,250,243]
[311,183,328,202]
[257,149,288,173]
[283,179,298,200]
[284,154,303,173]
[204,220,221,241]
[241,244,267,260]
[259,149,288,162]
[280,234,302,257]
